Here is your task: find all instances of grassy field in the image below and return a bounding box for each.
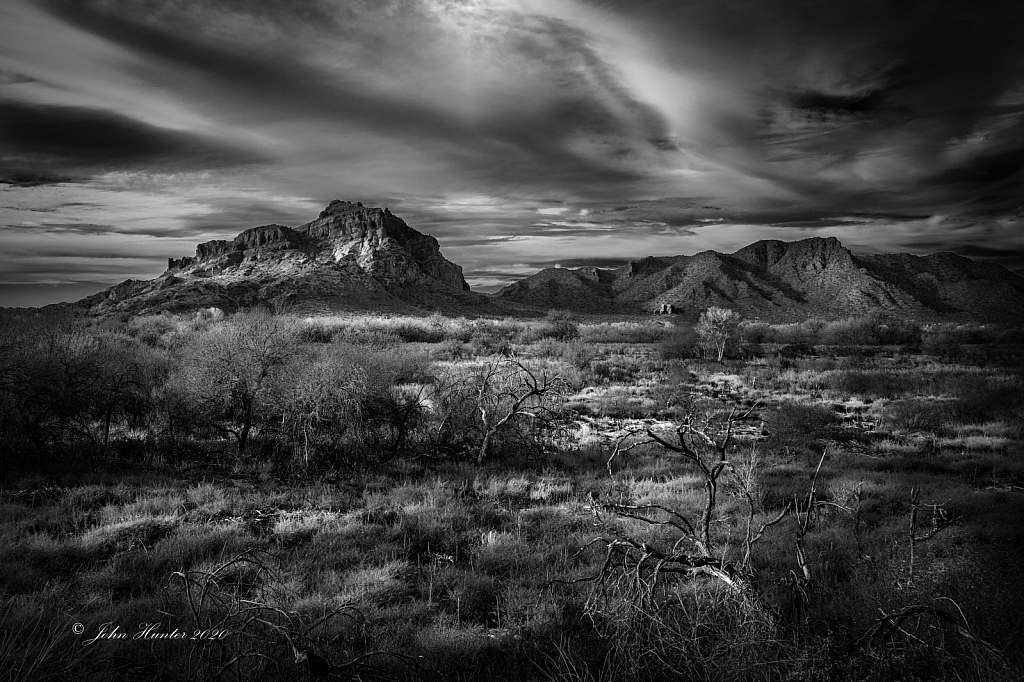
[1,311,1023,681]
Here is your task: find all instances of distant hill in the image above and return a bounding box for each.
[496,237,1024,322]
[75,200,496,316]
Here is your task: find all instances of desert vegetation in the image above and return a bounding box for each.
[2,306,1023,681]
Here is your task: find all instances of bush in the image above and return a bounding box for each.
[885,398,952,433]
[544,310,579,341]
[764,402,840,454]
[590,361,640,384]
[741,322,771,344]
[332,326,401,349]
[390,321,445,344]
[660,327,702,360]
[580,323,667,344]
[468,331,511,357]
[832,370,907,399]
[128,314,180,347]
[298,320,337,343]
[779,342,815,359]
[560,339,597,370]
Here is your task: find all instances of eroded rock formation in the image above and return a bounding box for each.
[81,201,481,316]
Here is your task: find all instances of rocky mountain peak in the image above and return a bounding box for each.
[85,201,476,316]
[733,236,852,271]
[319,199,365,217]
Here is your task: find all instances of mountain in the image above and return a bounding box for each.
[496,237,1024,322]
[68,214,1024,322]
[77,200,493,316]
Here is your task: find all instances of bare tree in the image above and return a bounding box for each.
[696,306,742,362]
[587,402,778,593]
[906,486,959,588]
[473,353,568,464]
[173,309,299,455]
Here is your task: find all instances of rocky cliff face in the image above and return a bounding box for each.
[296,200,468,291]
[497,237,1024,322]
[81,201,482,316]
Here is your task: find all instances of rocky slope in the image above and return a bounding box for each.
[496,237,1024,322]
[79,201,490,316]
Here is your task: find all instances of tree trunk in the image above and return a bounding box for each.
[478,428,495,465]
[103,407,113,447]
[237,412,252,455]
[701,477,717,553]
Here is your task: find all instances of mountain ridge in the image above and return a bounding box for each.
[496,236,1024,322]
[52,204,1024,322]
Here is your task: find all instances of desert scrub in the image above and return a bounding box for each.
[580,322,668,345]
[763,401,841,455]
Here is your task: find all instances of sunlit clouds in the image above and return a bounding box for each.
[1,0,1023,304]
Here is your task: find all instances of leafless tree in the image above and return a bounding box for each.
[696,306,742,362]
[907,486,959,588]
[473,353,568,464]
[173,308,299,455]
[584,402,783,595]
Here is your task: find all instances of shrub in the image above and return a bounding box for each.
[467,331,511,357]
[779,342,815,359]
[591,361,640,384]
[764,402,840,454]
[127,314,180,347]
[832,370,907,399]
[431,338,466,361]
[660,327,702,360]
[297,320,337,343]
[334,326,401,348]
[390,321,445,344]
[740,321,771,344]
[580,323,667,344]
[886,399,952,433]
[560,339,597,370]
[544,310,579,341]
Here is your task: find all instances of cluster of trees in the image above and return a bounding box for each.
[0,309,570,475]
[0,314,164,461]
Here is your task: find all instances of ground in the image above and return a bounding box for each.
[1,312,1022,681]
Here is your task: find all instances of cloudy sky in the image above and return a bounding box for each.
[2,0,1024,305]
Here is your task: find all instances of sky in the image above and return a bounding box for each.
[2,0,1023,306]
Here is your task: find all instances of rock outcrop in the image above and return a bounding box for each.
[79,201,484,316]
[497,237,1024,322]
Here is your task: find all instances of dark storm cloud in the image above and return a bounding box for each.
[926,147,1024,187]
[0,99,264,174]
[593,0,1024,208]
[0,70,37,85]
[0,172,77,187]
